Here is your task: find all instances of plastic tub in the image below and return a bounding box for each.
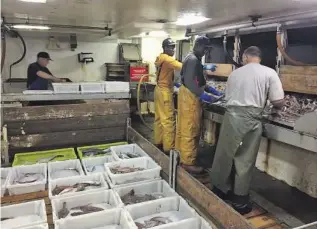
[7,164,47,195]
[0,200,47,229]
[51,190,120,222]
[111,143,149,160]
[48,174,108,199]
[104,82,130,93]
[19,224,49,229]
[48,159,84,181]
[114,180,178,206]
[125,196,198,229]
[54,208,133,229]
[13,148,77,166]
[82,156,115,175]
[104,157,161,186]
[77,142,128,159]
[1,167,11,197]
[52,83,80,94]
[80,82,105,94]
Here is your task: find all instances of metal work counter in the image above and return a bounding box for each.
[1,92,131,102]
[204,104,317,154]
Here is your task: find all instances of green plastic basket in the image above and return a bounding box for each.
[77,142,128,159]
[12,148,77,166]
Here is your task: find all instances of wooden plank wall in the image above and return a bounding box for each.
[279,65,317,95]
[205,63,233,77]
[3,100,129,154]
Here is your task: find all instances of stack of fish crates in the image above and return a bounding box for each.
[69,142,215,229]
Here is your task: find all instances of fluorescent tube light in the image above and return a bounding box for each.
[175,13,210,26]
[12,25,51,30]
[19,0,47,3]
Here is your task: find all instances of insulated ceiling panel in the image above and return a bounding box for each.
[2,0,317,32]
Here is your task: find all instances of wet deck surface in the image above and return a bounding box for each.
[132,115,317,225]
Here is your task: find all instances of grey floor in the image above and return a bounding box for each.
[132,115,317,224]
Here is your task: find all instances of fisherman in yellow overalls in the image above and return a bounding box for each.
[154,38,182,154]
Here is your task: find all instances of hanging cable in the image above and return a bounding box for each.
[223,32,242,68]
[137,74,155,131]
[1,31,6,73]
[9,30,27,80]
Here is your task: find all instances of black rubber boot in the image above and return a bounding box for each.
[155,144,163,152]
[231,194,253,215]
[211,186,232,202]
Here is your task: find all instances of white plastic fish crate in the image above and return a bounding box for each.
[52,83,80,94]
[51,189,121,222]
[0,200,47,229]
[48,174,109,199]
[6,164,47,195]
[19,223,49,229]
[54,208,134,229]
[114,180,178,207]
[82,155,115,175]
[104,81,130,93]
[48,159,84,181]
[1,167,11,197]
[111,143,150,160]
[80,82,105,94]
[23,90,54,95]
[125,196,199,229]
[104,157,161,186]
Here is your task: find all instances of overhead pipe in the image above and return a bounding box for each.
[189,10,317,36]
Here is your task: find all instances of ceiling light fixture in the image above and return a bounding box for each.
[19,0,47,3]
[12,24,51,30]
[175,13,210,26]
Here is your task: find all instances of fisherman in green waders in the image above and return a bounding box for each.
[210,46,285,215]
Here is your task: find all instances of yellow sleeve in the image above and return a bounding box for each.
[163,55,182,70]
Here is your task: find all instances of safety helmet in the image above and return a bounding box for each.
[162,38,176,48]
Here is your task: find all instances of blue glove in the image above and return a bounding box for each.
[205,86,223,96]
[200,93,216,103]
[203,64,217,72]
[174,82,182,88]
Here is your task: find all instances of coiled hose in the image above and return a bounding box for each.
[137,74,155,130]
[223,34,242,68]
[276,29,315,66]
[9,30,27,80]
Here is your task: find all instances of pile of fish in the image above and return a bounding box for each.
[51,168,80,180]
[116,151,140,159]
[269,94,317,122]
[121,189,164,205]
[52,182,101,196]
[1,215,42,228]
[110,166,144,174]
[82,148,112,157]
[13,173,44,184]
[58,202,110,219]
[206,80,226,93]
[135,217,172,229]
[22,155,65,165]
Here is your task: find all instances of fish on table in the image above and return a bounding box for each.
[121,189,161,205]
[117,151,140,159]
[51,168,80,179]
[82,148,112,157]
[14,173,44,184]
[58,202,106,219]
[52,182,101,195]
[22,155,65,165]
[135,217,172,229]
[110,166,144,174]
